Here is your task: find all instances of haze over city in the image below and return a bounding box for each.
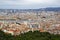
[0,0,60,9]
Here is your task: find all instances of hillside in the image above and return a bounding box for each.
[0,30,60,40]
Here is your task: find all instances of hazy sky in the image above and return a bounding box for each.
[0,0,60,9]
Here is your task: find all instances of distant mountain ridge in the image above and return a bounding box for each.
[0,7,60,13]
[42,7,60,11]
[32,7,60,11]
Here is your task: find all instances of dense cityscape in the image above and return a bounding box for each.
[0,8,60,36]
[0,0,60,40]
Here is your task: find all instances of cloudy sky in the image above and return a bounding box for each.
[0,0,60,9]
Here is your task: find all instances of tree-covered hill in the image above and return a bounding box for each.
[0,30,60,40]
